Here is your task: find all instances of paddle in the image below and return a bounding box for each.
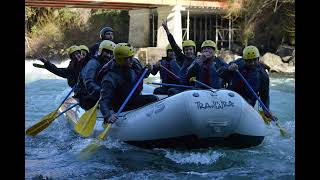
[189,77,218,94]
[26,85,76,136]
[78,68,149,158]
[56,103,79,119]
[159,64,181,80]
[33,63,45,69]
[189,77,214,89]
[74,98,101,137]
[235,70,286,136]
[147,82,195,89]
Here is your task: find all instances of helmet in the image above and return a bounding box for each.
[98,40,116,56]
[113,43,135,65]
[99,26,114,39]
[79,45,89,53]
[68,45,81,56]
[201,40,217,50]
[243,45,260,60]
[165,44,172,51]
[182,40,196,49]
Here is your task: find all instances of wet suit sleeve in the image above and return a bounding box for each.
[216,65,234,82]
[167,33,186,63]
[100,74,118,119]
[44,62,70,79]
[186,61,201,81]
[259,71,270,109]
[82,60,101,97]
[217,59,243,82]
[133,58,150,78]
[215,58,228,71]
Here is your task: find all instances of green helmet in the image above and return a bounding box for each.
[79,45,89,53]
[243,45,260,60]
[98,40,116,56]
[201,40,217,50]
[182,40,196,49]
[114,43,135,65]
[68,45,81,57]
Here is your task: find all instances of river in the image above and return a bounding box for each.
[25,60,295,179]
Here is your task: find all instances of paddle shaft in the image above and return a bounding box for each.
[56,103,79,119]
[59,85,77,107]
[117,68,148,115]
[236,70,275,122]
[159,64,181,80]
[194,79,215,89]
[150,82,194,89]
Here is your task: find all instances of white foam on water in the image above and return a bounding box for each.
[165,150,225,165]
[270,76,295,88]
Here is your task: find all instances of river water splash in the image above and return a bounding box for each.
[25,60,295,179]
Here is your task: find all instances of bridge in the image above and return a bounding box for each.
[25,0,240,64]
[25,0,230,10]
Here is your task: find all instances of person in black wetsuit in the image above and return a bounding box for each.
[37,45,85,87]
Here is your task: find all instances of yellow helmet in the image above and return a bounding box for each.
[79,45,89,53]
[98,40,116,56]
[165,44,172,51]
[68,45,81,56]
[113,43,135,65]
[201,40,217,50]
[243,45,260,60]
[182,40,196,49]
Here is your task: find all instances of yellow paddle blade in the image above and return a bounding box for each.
[258,110,286,136]
[259,110,271,125]
[74,101,99,137]
[276,122,287,136]
[77,139,101,160]
[26,109,59,136]
[98,124,112,140]
[77,124,112,159]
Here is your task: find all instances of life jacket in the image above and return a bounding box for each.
[195,58,220,89]
[232,63,261,103]
[179,57,194,85]
[96,59,115,82]
[160,57,180,84]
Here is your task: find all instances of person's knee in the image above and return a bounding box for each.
[153,87,162,94]
[153,87,167,95]
[168,88,180,96]
[148,95,159,102]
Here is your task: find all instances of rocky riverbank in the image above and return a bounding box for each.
[218,45,295,74]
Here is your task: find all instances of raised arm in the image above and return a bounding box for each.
[162,19,185,61]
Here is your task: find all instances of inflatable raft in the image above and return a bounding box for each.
[59,84,267,149]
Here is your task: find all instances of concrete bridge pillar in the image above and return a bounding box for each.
[157,5,184,48]
[128,9,150,47]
